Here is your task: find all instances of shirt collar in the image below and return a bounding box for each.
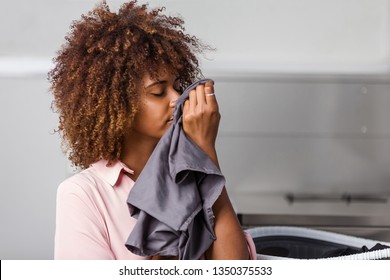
[91,159,134,187]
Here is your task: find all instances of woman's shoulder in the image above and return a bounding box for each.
[57,159,132,198]
[57,165,103,197]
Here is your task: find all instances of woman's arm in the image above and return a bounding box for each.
[206,187,250,259]
[183,81,250,259]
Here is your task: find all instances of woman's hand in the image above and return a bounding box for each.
[183,81,250,260]
[182,80,221,166]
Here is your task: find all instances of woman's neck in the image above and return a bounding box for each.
[120,131,159,181]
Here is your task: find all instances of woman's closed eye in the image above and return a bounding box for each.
[151,91,165,97]
[147,77,182,97]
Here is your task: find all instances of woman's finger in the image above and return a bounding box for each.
[188,89,197,112]
[204,80,214,93]
[204,80,215,104]
[195,84,206,107]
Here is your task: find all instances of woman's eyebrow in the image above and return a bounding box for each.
[144,77,180,89]
[144,80,166,89]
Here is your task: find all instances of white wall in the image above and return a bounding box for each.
[1,0,390,259]
[171,0,390,74]
[2,0,389,73]
[0,77,69,259]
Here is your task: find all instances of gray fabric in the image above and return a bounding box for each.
[125,79,225,259]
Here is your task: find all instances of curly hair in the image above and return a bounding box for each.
[49,0,208,169]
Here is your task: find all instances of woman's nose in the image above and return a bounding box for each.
[169,89,180,107]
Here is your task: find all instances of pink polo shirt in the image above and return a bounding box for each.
[54,159,256,260]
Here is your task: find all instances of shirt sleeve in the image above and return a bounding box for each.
[54,179,115,260]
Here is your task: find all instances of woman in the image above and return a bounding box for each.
[49,0,256,260]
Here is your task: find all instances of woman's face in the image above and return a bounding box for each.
[130,69,181,142]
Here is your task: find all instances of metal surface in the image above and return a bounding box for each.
[238,214,390,228]
[235,192,390,242]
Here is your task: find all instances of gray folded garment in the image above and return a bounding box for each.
[125,79,225,259]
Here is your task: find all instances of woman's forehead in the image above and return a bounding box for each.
[142,68,177,85]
